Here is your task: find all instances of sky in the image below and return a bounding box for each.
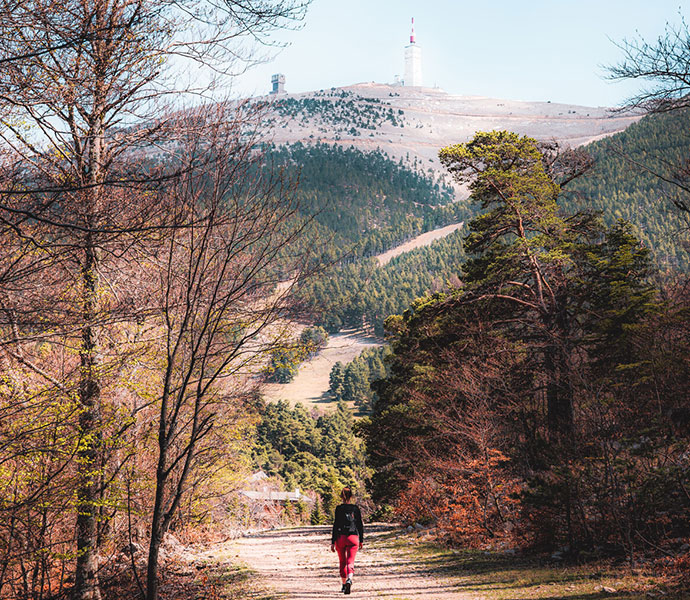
[231,0,688,107]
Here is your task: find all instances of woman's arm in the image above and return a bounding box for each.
[331,504,340,545]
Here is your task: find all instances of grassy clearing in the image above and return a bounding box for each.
[148,543,280,600]
[262,329,380,409]
[378,533,687,600]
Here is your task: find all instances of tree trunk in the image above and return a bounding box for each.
[73,239,103,600]
[145,527,162,600]
[146,390,201,600]
[544,299,574,439]
[545,345,573,438]
[145,446,167,600]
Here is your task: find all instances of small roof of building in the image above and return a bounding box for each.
[246,470,269,483]
[239,489,314,504]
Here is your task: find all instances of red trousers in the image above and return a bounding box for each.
[335,534,360,579]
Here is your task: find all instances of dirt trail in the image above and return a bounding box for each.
[374,222,464,266]
[229,525,471,599]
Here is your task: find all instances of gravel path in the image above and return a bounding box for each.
[231,525,472,600]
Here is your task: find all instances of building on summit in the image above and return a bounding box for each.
[404,18,422,86]
[271,73,286,95]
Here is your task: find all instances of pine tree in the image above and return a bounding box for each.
[329,362,345,400]
[440,130,601,437]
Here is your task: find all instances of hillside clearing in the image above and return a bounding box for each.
[262,329,381,408]
[375,222,464,266]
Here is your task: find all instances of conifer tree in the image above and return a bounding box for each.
[365,130,662,549]
[440,131,600,436]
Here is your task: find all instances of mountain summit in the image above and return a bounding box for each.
[262,82,641,182]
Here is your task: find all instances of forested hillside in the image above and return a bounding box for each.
[263,142,465,258]
[281,108,690,338]
[259,142,469,333]
[568,108,690,270]
[299,230,466,335]
[364,130,690,566]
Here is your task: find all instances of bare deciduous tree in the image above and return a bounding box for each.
[607,13,690,226]
[608,15,690,113]
[142,102,313,600]
[0,0,311,599]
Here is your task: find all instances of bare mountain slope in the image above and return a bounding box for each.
[261,82,640,180]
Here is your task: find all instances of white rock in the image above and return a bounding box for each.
[163,532,182,550]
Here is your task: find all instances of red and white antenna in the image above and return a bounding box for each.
[410,17,416,44]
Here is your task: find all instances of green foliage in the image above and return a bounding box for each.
[566,108,690,271]
[257,142,468,334]
[329,362,345,400]
[295,498,309,520]
[441,130,561,279]
[329,346,390,413]
[577,220,658,374]
[0,375,82,586]
[441,130,619,436]
[310,496,326,525]
[253,400,369,511]
[264,346,304,383]
[300,326,328,358]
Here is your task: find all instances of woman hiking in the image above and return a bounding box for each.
[330,487,364,594]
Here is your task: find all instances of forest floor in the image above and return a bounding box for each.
[169,525,687,600]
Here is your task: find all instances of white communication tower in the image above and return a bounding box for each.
[404,18,422,87]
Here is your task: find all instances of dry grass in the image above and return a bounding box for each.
[387,535,689,600]
[98,550,278,600]
[261,329,381,409]
[203,564,278,600]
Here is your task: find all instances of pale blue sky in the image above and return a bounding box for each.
[232,0,687,107]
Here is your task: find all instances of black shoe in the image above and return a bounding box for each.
[341,584,346,593]
[344,579,352,594]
